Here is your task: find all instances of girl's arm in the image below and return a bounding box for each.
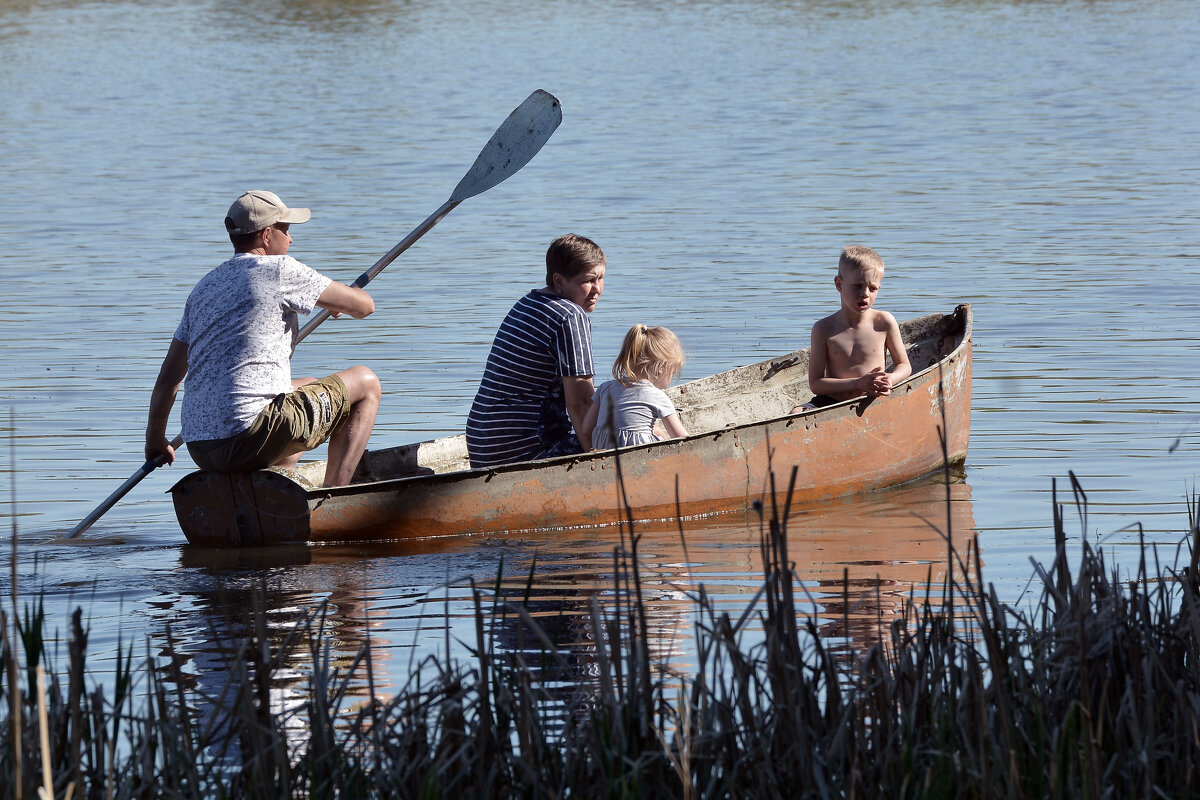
[659,413,688,440]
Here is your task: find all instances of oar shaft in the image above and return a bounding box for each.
[296,199,460,344]
[66,435,183,537]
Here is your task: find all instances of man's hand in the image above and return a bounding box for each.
[145,438,176,466]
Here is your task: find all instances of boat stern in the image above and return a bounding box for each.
[170,469,315,546]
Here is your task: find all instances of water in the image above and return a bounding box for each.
[1,0,1198,686]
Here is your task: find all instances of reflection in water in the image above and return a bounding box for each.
[785,473,978,653]
[162,546,391,760]
[481,472,978,684]
[153,474,976,725]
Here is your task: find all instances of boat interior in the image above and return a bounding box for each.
[282,306,969,489]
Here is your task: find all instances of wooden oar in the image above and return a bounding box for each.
[66,90,563,539]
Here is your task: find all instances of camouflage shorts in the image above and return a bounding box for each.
[187,375,350,472]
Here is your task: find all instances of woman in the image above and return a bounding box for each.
[466,234,606,468]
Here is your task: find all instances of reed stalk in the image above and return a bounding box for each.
[3,470,1200,797]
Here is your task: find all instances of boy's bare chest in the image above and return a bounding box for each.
[826,328,885,370]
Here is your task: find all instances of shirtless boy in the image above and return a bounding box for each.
[792,245,912,412]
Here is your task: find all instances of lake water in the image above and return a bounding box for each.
[1,0,1198,691]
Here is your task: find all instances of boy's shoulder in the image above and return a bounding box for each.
[811,309,847,336]
[869,308,899,328]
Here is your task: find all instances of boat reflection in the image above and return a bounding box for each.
[465,470,979,672]
[780,471,977,653]
[161,548,392,761]
[160,471,977,734]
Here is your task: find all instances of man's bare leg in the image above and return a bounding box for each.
[323,365,382,487]
[274,452,304,469]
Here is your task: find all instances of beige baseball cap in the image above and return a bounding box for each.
[224,190,311,235]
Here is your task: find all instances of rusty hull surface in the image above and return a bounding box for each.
[172,305,972,546]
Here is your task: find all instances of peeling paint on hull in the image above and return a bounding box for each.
[172,306,972,546]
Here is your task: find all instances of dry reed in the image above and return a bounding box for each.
[3,470,1200,798]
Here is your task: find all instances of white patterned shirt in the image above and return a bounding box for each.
[174,253,331,442]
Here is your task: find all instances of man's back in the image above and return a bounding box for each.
[176,253,329,441]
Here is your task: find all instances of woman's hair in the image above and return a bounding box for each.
[612,325,685,387]
[545,233,605,286]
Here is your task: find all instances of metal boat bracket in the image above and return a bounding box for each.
[764,355,799,381]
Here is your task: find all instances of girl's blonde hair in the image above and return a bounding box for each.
[612,325,685,387]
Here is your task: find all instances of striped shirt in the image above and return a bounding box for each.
[466,291,594,468]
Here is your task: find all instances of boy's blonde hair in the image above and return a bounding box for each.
[838,245,885,281]
[612,325,684,387]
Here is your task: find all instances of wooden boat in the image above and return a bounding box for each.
[171,304,972,546]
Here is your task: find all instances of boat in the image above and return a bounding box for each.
[171,304,972,546]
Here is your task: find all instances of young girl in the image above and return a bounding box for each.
[582,325,689,450]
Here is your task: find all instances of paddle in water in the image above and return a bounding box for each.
[66,89,563,539]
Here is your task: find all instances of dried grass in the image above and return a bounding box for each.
[4,471,1200,798]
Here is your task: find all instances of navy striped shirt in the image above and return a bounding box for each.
[466,291,594,468]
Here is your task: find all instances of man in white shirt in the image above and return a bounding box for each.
[145,190,381,487]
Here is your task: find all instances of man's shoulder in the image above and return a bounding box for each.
[519,291,588,323]
[190,257,245,293]
[198,253,280,278]
[215,252,315,271]
[188,254,325,305]
[254,253,318,275]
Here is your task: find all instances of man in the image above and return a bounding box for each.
[145,190,381,487]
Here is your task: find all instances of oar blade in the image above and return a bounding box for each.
[449,90,562,204]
